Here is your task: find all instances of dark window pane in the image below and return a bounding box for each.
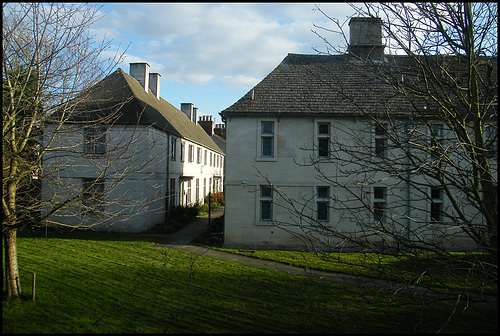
[318,138,329,157]
[262,137,273,157]
[317,201,329,221]
[261,121,274,134]
[317,186,329,198]
[260,200,272,221]
[318,123,330,135]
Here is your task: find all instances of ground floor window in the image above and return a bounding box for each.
[430,187,443,222]
[316,186,330,222]
[81,178,105,215]
[169,178,176,208]
[260,185,273,221]
[373,187,386,223]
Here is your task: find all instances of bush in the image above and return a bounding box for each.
[203,192,224,207]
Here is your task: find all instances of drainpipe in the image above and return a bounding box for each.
[165,131,171,224]
[405,121,413,250]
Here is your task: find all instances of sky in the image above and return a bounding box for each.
[92,3,358,124]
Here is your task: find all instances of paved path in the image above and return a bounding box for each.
[152,207,496,303]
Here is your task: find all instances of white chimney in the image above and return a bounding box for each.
[181,103,194,121]
[129,62,150,92]
[193,107,198,125]
[149,73,161,100]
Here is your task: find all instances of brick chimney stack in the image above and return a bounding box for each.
[348,17,384,59]
[214,123,226,139]
[199,115,214,136]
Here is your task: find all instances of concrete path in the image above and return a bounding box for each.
[153,206,225,246]
[152,207,496,303]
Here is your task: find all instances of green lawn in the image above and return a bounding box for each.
[3,232,497,333]
[216,248,498,294]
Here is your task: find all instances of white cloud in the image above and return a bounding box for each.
[96,3,355,89]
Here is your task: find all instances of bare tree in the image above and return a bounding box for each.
[260,2,496,300]
[2,3,126,299]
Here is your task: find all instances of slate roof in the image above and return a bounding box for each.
[220,53,497,119]
[57,68,223,154]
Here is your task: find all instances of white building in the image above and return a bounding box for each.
[41,63,224,232]
[220,18,497,251]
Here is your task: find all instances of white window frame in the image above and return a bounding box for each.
[374,123,388,159]
[171,137,177,161]
[259,185,274,222]
[429,124,444,160]
[430,186,443,223]
[317,122,331,159]
[373,187,387,223]
[83,127,107,155]
[316,186,330,222]
[258,120,277,161]
[180,142,185,162]
[81,178,105,215]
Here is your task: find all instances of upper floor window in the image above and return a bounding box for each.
[430,124,443,159]
[197,147,202,164]
[188,144,194,162]
[318,122,330,159]
[84,128,106,155]
[180,142,185,162]
[374,124,387,158]
[484,123,497,160]
[171,138,177,161]
[261,121,274,158]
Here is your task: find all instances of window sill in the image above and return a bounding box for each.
[255,220,274,226]
[256,157,278,162]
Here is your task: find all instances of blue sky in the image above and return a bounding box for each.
[93,3,357,124]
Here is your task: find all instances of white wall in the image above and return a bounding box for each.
[224,116,483,250]
[42,124,169,232]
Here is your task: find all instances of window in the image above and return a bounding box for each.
[261,121,274,158]
[373,187,386,223]
[82,178,105,215]
[316,186,330,222]
[171,138,177,161]
[187,180,192,203]
[484,123,497,159]
[195,178,200,202]
[430,187,443,222]
[260,185,273,221]
[374,124,387,158]
[430,124,443,159]
[180,142,185,162]
[84,128,106,155]
[204,150,207,166]
[318,122,330,158]
[188,144,194,162]
[169,179,176,208]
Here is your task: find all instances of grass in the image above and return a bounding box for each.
[3,231,497,333]
[215,248,498,295]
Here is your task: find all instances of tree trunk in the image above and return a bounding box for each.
[4,227,21,299]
